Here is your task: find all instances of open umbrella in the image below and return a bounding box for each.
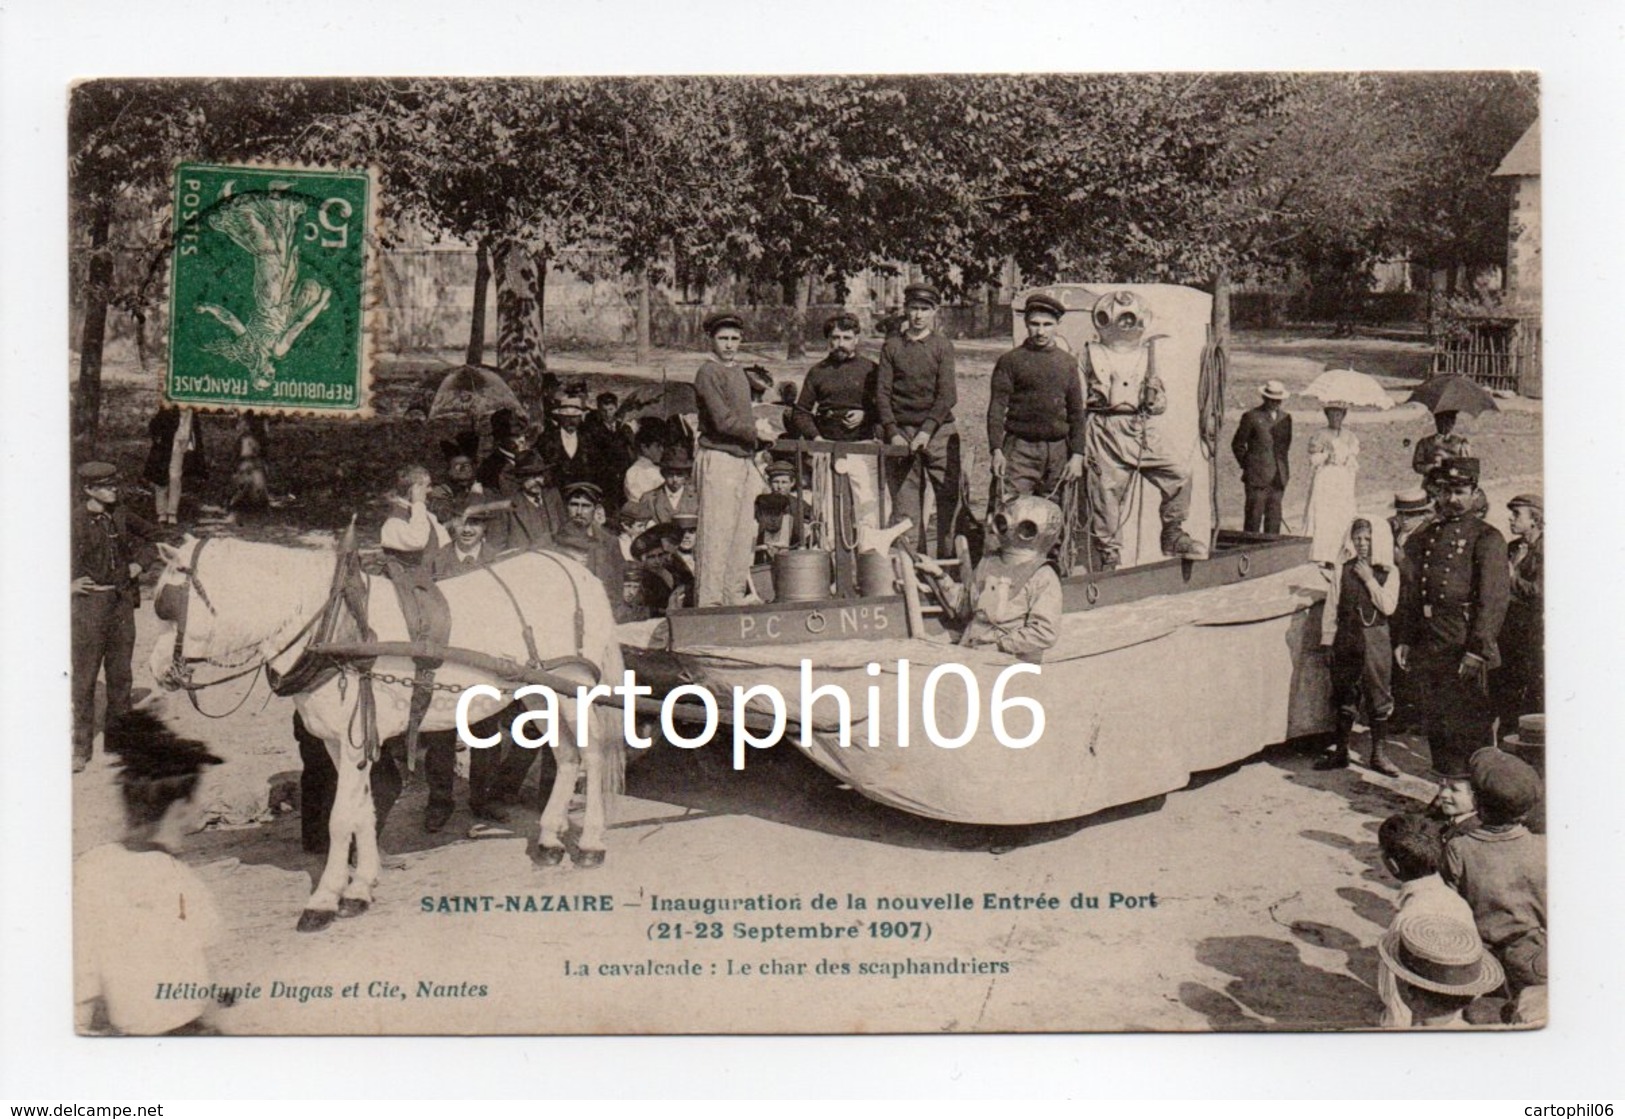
[428,364,524,421]
[1406,374,1499,417]
[1302,367,1394,410]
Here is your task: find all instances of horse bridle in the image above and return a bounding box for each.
[159,538,326,709]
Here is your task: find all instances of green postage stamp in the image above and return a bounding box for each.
[166,163,373,415]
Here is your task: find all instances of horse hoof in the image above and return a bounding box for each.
[573,848,606,870]
[534,845,566,868]
[297,908,337,933]
[338,897,370,919]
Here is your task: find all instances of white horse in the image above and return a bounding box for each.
[148,535,627,932]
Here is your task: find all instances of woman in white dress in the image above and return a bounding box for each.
[1304,405,1359,565]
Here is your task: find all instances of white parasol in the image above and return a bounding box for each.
[1302,367,1395,410]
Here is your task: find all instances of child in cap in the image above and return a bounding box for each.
[1374,813,1480,1027]
[1443,747,1547,995]
[75,710,226,1035]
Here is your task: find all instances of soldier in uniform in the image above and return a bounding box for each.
[71,462,163,772]
[1394,458,1511,783]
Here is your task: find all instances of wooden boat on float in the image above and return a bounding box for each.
[619,283,1334,826]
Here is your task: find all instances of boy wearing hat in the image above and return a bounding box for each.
[1394,458,1510,780]
[1230,381,1293,534]
[1495,493,1544,727]
[987,294,1086,498]
[877,283,961,558]
[693,312,768,606]
[1377,913,1506,1029]
[634,523,695,615]
[1373,813,1482,1027]
[1443,747,1547,996]
[791,312,879,442]
[75,710,225,1034]
[72,461,164,772]
[754,459,812,558]
[634,443,699,525]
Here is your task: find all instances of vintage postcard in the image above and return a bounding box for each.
[66,73,1545,1036]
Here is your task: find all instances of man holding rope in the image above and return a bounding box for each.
[988,292,1086,500]
[877,283,960,558]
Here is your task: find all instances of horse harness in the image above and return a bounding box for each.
[161,534,600,765]
[157,538,325,717]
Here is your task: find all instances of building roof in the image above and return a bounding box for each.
[1493,120,1540,177]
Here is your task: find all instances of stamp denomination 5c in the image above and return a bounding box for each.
[166,162,372,415]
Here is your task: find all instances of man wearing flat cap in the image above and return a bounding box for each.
[71,462,164,772]
[877,283,961,558]
[1231,380,1293,534]
[1494,493,1544,728]
[558,481,632,621]
[693,312,767,605]
[987,294,1086,500]
[1395,458,1511,781]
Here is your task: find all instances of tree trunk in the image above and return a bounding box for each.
[786,271,811,360]
[75,204,114,438]
[165,409,194,521]
[465,240,491,366]
[492,238,548,422]
[635,269,652,367]
[1212,264,1231,348]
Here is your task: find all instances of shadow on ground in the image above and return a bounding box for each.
[1182,933,1383,1030]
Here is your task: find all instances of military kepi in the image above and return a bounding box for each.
[703,311,745,336]
[903,283,940,308]
[79,461,118,485]
[1428,456,1480,487]
[1023,292,1067,319]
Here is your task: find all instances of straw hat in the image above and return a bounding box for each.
[1377,914,1505,997]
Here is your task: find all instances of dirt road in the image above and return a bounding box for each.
[72,599,1470,1035]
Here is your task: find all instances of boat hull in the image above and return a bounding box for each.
[623,554,1334,825]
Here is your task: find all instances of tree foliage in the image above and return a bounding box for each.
[70,74,1537,431]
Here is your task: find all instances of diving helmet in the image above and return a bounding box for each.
[1092,290,1151,348]
[992,495,1065,557]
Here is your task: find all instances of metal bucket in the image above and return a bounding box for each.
[772,549,833,602]
[856,550,896,598]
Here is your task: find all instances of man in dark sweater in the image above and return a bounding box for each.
[988,293,1086,499]
[877,283,960,557]
[790,312,878,441]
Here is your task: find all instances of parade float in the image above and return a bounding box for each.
[619,283,1335,826]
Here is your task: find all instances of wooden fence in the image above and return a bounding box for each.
[1429,317,1542,398]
